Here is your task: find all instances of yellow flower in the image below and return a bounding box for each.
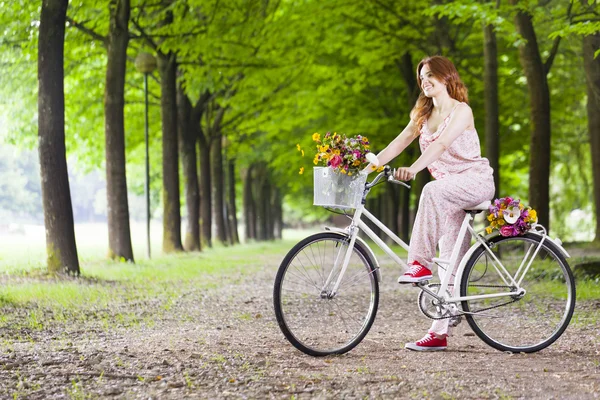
[485,227,493,235]
[491,220,497,228]
[313,155,319,165]
[362,136,369,142]
[319,145,329,152]
[365,145,370,149]
[296,143,301,151]
[312,132,320,141]
[340,169,347,174]
[377,166,384,172]
[301,150,304,157]
[299,167,304,174]
[333,149,341,155]
[352,160,361,166]
[519,203,524,210]
[371,165,377,170]
[348,172,353,176]
[497,219,505,226]
[498,210,504,218]
[487,214,494,222]
[529,209,537,222]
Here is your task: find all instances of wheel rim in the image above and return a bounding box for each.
[278,237,377,354]
[463,236,574,351]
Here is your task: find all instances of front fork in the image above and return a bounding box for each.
[320,221,362,298]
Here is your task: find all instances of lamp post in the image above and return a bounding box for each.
[134,52,157,259]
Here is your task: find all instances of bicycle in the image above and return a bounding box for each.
[273,158,576,356]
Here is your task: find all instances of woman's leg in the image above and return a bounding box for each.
[425,174,495,337]
[407,175,492,268]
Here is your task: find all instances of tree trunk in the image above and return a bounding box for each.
[243,165,256,241]
[210,112,228,245]
[273,187,283,239]
[253,163,268,241]
[512,3,551,229]
[38,0,80,275]
[583,33,600,242]
[177,83,200,251]
[158,52,183,252]
[483,22,500,198]
[198,124,212,248]
[227,158,240,244]
[396,51,421,240]
[105,0,134,261]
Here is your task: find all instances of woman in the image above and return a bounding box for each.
[370,56,495,351]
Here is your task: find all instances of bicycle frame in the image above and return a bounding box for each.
[323,182,551,306]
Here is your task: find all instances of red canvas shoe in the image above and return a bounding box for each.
[398,262,433,284]
[405,332,447,352]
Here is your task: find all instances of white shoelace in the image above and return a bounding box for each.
[407,264,426,275]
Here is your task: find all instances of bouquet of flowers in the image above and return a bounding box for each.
[312,131,371,175]
[486,197,538,237]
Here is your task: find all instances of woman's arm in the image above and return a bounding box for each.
[394,104,472,181]
[363,119,418,173]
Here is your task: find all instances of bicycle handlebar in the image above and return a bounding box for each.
[364,153,411,189]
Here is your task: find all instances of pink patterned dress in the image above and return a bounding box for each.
[408,102,495,336]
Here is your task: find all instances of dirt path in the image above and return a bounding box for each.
[0,254,599,399]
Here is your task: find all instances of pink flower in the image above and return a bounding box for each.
[500,225,517,237]
[329,154,342,168]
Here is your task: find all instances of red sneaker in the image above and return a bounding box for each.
[398,262,433,284]
[405,332,447,351]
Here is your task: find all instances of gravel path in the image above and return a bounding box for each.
[0,253,598,399]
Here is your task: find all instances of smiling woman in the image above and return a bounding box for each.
[363,55,495,352]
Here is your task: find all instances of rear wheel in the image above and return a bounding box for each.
[273,232,379,356]
[460,233,575,353]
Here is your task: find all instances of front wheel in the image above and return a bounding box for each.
[273,232,379,356]
[460,233,575,353]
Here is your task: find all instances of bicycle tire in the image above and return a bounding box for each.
[273,232,379,356]
[460,233,575,353]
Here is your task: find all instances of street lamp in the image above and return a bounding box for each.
[134,52,157,259]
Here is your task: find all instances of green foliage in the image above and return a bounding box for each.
[0,0,596,240]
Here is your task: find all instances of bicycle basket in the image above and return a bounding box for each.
[313,167,367,209]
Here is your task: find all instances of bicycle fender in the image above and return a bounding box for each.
[323,227,382,282]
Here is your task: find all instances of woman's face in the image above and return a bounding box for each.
[419,64,446,98]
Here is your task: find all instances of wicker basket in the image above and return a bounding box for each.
[313,167,367,209]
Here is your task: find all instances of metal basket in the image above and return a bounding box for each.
[313,167,367,209]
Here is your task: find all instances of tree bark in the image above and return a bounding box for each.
[38,0,80,274]
[512,2,551,229]
[158,52,183,252]
[227,158,240,244]
[105,0,134,262]
[198,120,212,248]
[272,187,283,240]
[396,51,421,240]
[210,108,228,245]
[177,83,200,251]
[483,22,500,199]
[583,33,600,242]
[243,165,256,241]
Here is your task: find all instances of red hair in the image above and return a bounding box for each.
[410,56,469,136]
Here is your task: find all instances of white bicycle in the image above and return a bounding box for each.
[273,160,575,356]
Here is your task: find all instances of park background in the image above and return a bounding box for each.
[0,0,599,399]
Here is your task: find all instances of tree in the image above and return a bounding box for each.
[510,0,571,230]
[104,0,135,261]
[584,32,600,242]
[38,0,80,274]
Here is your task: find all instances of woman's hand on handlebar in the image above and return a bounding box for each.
[394,167,416,181]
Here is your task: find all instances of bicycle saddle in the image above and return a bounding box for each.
[464,200,491,212]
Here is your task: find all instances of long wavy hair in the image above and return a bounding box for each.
[410,56,469,136]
